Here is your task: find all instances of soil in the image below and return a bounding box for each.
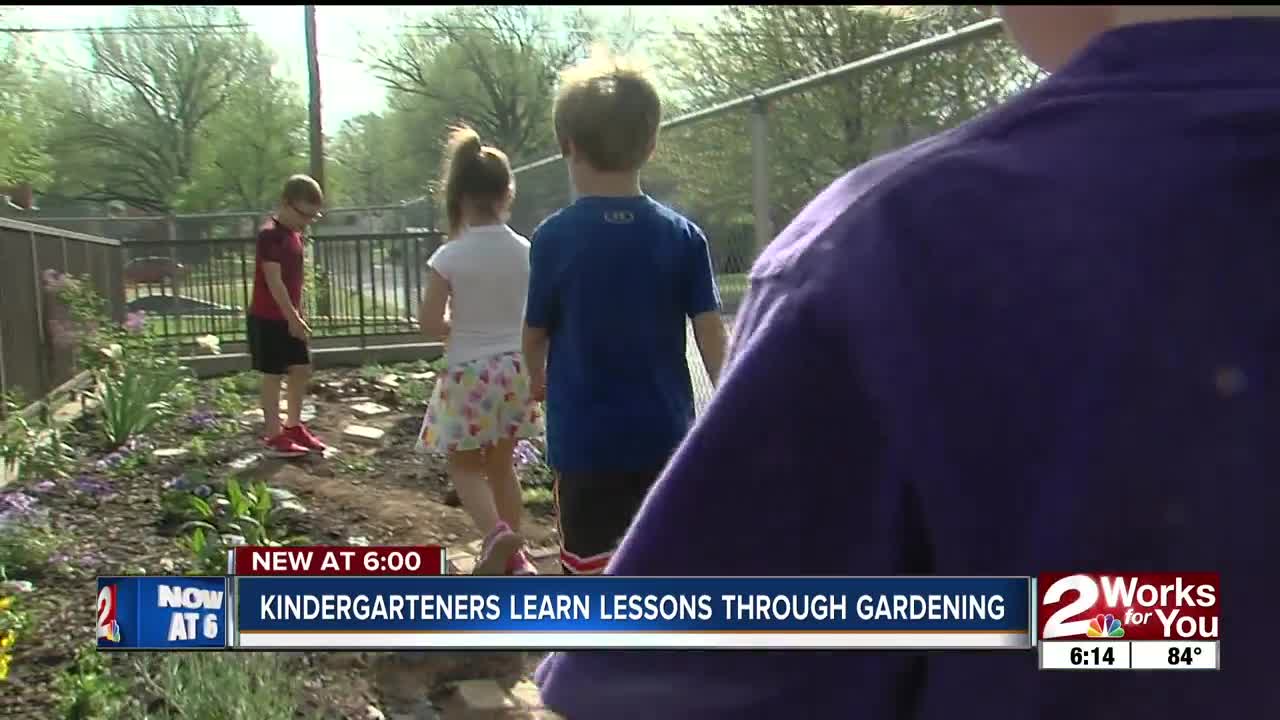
[1,360,559,719]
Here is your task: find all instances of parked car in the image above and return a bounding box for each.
[124,256,186,286]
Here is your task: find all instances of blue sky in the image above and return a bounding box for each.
[9,5,719,130]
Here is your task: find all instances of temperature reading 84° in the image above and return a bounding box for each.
[1169,646,1203,666]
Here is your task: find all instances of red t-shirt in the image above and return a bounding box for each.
[249,218,304,320]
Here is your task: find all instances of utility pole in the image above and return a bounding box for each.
[304,5,325,190]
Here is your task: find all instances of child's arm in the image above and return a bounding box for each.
[691,311,727,386]
[523,228,556,402]
[686,225,726,384]
[417,268,451,341]
[522,326,549,402]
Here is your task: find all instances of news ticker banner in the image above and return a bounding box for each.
[94,547,1218,670]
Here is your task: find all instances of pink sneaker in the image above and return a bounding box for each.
[474,522,523,575]
[507,548,538,576]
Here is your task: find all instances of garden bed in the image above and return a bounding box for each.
[1,358,561,719]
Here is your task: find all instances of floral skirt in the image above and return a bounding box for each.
[416,351,543,454]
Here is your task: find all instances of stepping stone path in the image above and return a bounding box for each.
[152,448,189,460]
[240,404,317,424]
[377,374,401,389]
[229,453,262,471]
[344,424,386,444]
[434,679,562,719]
[350,401,392,417]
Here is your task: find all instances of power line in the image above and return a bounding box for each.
[0,23,249,35]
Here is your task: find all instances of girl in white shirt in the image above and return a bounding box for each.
[416,125,542,575]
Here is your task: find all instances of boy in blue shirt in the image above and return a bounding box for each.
[536,6,1280,718]
[522,52,728,576]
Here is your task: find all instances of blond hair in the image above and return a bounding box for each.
[554,47,661,173]
[439,124,513,237]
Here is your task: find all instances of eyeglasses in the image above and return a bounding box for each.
[290,201,324,221]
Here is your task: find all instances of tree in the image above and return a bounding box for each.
[182,43,308,211]
[327,113,400,205]
[366,6,618,165]
[47,6,293,212]
[650,6,1042,253]
[0,34,55,189]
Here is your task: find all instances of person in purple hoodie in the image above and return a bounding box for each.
[536,5,1280,719]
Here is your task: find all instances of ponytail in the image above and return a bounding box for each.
[439,124,514,238]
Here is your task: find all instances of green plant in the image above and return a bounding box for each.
[0,519,62,581]
[131,653,300,720]
[181,527,226,576]
[1,392,76,483]
[0,592,28,681]
[398,379,431,407]
[97,362,178,449]
[335,454,373,475]
[179,478,308,574]
[188,437,208,464]
[55,643,134,719]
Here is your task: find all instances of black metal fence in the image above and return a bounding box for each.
[120,231,446,349]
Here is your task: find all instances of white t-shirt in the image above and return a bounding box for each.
[427,224,531,367]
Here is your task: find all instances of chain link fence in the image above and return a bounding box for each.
[510,16,1042,412]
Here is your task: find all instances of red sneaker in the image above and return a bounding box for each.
[285,424,329,452]
[264,433,309,458]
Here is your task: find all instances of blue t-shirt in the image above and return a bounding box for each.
[537,17,1280,719]
[526,195,720,474]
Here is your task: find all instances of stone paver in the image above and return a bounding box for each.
[449,553,476,575]
[454,680,515,711]
[240,404,317,424]
[506,681,542,709]
[152,448,189,459]
[351,401,392,417]
[344,424,386,444]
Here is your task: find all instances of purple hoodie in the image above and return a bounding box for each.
[537,18,1280,719]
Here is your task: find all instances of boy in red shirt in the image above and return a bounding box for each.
[248,174,328,457]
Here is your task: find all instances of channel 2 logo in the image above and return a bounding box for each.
[97,583,122,643]
[1038,573,1219,642]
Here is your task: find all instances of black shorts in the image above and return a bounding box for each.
[554,468,662,574]
[247,315,310,375]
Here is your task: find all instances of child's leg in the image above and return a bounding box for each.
[450,448,521,574]
[556,469,661,575]
[260,374,284,438]
[284,364,312,427]
[483,438,524,533]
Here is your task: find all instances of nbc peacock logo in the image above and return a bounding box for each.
[1086,613,1124,638]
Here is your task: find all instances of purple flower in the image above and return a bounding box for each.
[42,269,68,291]
[0,492,42,529]
[187,410,219,432]
[514,440,541,467]
[75,475,113,497]
[124,311,147,334]
[193,485,212,498]
[0,492,37,515]
[94,453,125,471]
